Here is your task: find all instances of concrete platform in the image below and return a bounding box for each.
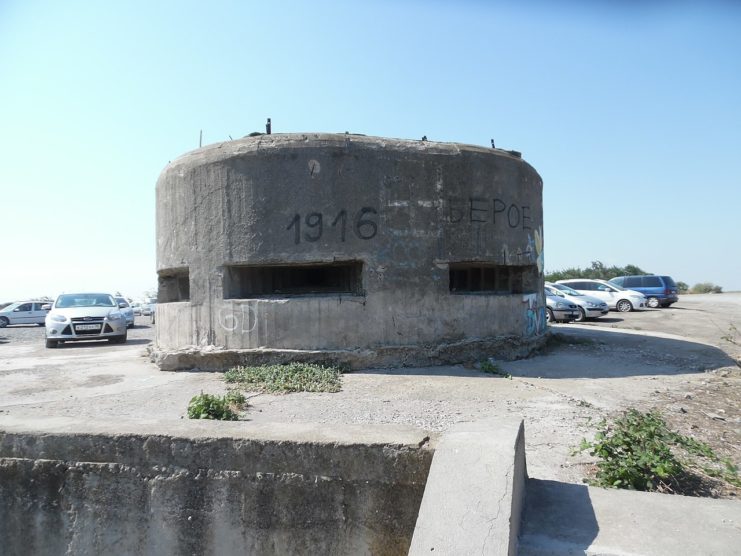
[520,478,741,555]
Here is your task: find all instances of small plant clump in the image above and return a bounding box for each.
[187,390,247,421]
[224,362,342,393]
[480,360,512,379]
[579,408,740,494]
[721,323,739,347]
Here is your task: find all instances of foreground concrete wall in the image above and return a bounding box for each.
[155,133,545,369]
[409,419,527,555]
[0,418,433,556]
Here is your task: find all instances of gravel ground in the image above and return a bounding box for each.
[1,295,739,496]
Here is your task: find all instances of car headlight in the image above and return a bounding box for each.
[50,314,67,323]
[107,311,123,320]
[586,302,598,307]
[556,302,567,308]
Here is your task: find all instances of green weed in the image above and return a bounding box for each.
[187,390,246,420]
[579,408,739,493]
[224,362,342,393]
[480,360,512,379]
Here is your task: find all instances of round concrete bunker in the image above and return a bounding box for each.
[154,133,546,370]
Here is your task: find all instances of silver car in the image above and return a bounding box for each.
[114,297,135,328]
[45,293,128,348]
[545,292,579,323]
[546,283,609,322]
[0,301,50,327]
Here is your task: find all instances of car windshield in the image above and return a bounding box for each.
[56,294,115,308]
[551,284,582,296]
[545,286,564,297]
[605,283,624,291]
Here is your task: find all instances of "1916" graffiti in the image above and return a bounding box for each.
[287,207,378,244]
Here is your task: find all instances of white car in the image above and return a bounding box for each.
[0,301,50,327]
[555,279,647,312]
[546,283,609,321]
[45,293,128,348]
[114,297,135,328]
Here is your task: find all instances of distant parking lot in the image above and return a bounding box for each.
[0,315,155,346]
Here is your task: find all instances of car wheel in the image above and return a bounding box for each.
[0,317,8,328]
[616,299,633,312]
[37,322,46,327]
[546,308,555,323]
[45,339,58,348]
[109,331,127,344]
[647,297,660,308]
[575,307,587,322]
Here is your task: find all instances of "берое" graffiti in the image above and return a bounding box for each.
[446,197,535,230]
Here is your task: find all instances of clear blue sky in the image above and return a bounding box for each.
[2,0,740,301]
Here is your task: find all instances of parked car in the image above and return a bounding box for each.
[0,301,51,327]
[114,297,135,328]
[608,275,678,308]
[555,279,647,312]
[545,290,580,323]
[546,283,609,322]
[131,303,142,316]
[44,292,128,348]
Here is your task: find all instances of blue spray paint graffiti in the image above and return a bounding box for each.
[522,293,546,337]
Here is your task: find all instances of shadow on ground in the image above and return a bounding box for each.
[355,326,735,379]
[51,339,152,349]
[519,479,598,555]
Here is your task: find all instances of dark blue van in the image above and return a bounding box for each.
[608,275,678,308]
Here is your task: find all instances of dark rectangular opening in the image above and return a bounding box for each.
[225,261,363,298]
[449,263,537,294]
[158,268,190,302]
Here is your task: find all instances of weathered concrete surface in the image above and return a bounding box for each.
[0,417,434,556]
[519,478,741,555]
[409,418,527,555]
[150,334,545,371]
[155,133,545,369]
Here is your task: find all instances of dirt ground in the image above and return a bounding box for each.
[1,293,739,497]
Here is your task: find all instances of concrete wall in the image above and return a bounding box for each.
[0,418,433,556]
[154,133,545,369]
[410,419,527,555]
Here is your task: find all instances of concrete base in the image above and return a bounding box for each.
[409,419,527,555]
[0,417,433,556]
[150,334,547,371]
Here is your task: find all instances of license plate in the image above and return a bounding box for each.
[76,324,100,331]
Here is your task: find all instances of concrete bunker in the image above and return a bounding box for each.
[153,133,546,370]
